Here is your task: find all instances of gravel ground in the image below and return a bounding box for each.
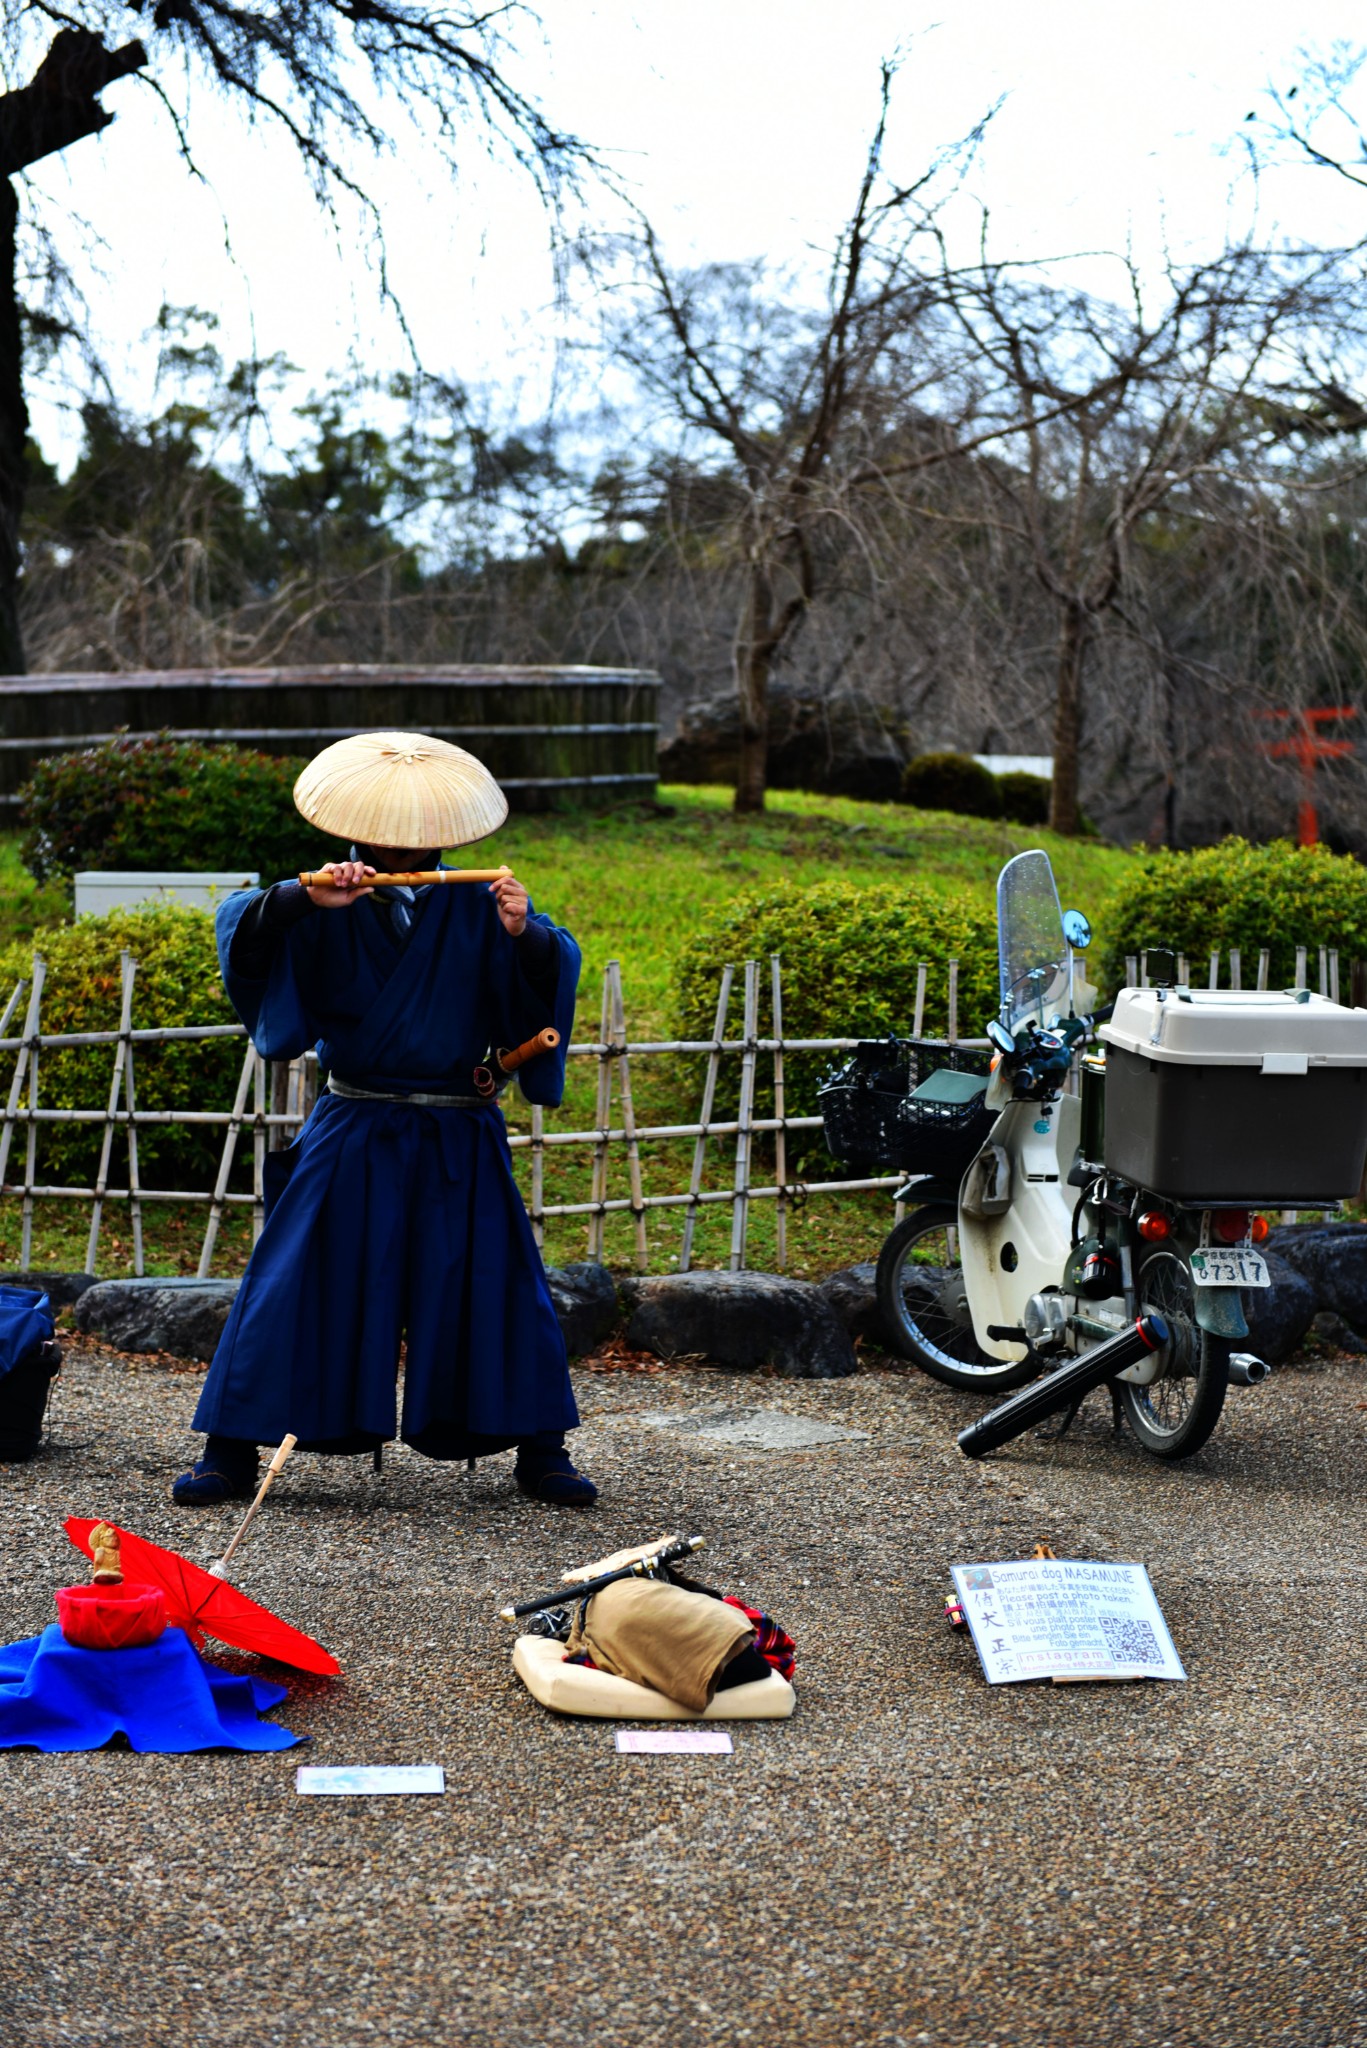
[1,1330,1365,2048]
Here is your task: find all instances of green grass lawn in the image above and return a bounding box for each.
[0,786,1140,1282]
[478,783,1135,1037]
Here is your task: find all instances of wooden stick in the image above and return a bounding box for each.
[198,1037,257,1278]
[121,966,145,1276]
[771,955,787,1274]
[729,960,759,1272]
[679,964,733,1274]
[587,969,613,1262]
[85,951,133,1275]
[20,961,44,1273]
[610,960,649,1273]
[496,1027,561,1075]
[296,867,511,887]
[0,981,24,1040]
[207,1435,298,1579]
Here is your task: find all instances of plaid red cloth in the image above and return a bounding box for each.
[723,1598,796,1681]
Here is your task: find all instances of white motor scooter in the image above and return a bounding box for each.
[871,850,1367,1460]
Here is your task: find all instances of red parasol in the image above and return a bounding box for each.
[64,1518,341,1677]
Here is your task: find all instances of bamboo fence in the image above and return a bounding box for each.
[0,941,1350,1281]
[0,949,976,1280]
[1127,945,1345,1001]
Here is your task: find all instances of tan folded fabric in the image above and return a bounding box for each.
[566,1579,755,1713]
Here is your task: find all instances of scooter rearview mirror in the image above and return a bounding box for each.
[987,1019,1015,1056]
[1061,909,1092,950]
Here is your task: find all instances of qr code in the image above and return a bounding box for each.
[1098,1614,1161,1666]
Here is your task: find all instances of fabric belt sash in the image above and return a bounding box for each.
[327,1077,496,1110]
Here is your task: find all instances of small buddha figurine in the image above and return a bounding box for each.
[88,1523,124,1586]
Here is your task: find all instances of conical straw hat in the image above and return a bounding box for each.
[293,730,509,849]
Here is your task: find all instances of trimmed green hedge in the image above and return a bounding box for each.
[996,771,1051,826]
[901,754,1063,830]
[1096,839,1367,992]
[901,752,1001,818]
[674,879,999,1136]
[0,905,244,1188]
[20,733,334,885]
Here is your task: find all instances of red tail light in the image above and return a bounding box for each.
[1137,1212,1170,1242]
[1214,1210,1251,1245]
[1250,1214,1270,1244]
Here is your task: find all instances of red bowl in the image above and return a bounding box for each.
[55,1581,167,1651]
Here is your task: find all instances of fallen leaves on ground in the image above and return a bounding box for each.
[58,1327,206,1375]
[578,1337,674,1376]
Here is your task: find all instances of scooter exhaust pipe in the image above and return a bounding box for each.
[1228,1353,1271,1386]
[958,1315,1170,1459]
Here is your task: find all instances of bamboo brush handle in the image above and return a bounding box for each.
[297,867,512,887]
[497,1028,561,1075]
[208,1435,298,1579]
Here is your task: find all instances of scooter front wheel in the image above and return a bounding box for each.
[875,1206,1038,1393]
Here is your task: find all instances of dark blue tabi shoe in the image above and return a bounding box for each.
[513,1433,598,1506]
[170,1435,259,1506]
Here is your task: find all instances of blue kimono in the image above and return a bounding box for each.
[194,881,581,1460]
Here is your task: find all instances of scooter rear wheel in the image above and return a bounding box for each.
[875,1206,1038,1393]
[1117,1247,1231,1459]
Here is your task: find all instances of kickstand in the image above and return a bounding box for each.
[1036,1380,1126,1442]
[373,1444,384,1475]
[1035,1391,1087,1443]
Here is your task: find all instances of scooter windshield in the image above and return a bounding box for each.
[997,850,1070,1029]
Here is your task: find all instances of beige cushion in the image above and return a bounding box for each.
[512,1635,796,1720]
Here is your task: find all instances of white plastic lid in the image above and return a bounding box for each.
[1099,986,1367,1068]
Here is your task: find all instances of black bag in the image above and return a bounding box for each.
[0,1285,61,1461]
[818,1037,995,1180]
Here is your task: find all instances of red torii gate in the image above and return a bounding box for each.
[1254,706,1357,847]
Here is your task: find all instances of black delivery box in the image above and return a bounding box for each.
[1098,987,1367,1204]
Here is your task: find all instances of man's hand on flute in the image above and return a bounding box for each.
[305,859,377,908]
[489,871,529,937]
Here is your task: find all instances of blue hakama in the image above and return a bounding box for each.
[193,881,581,1459]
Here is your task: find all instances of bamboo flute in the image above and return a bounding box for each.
[497,1027,561,1075]
[297,867,512,887]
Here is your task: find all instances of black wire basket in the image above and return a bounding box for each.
[818,1038,995,1179]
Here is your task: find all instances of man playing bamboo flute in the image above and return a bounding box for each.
[172,730,597,1508]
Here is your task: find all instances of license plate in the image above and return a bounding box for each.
[1189,1248,1270,1288]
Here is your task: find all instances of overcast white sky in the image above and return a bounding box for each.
[21,0,1367,467]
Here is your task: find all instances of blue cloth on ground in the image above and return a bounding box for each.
[0,1626,304,1753]
[195,879,582,1458]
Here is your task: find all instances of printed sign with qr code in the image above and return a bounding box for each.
[948,1559,1186,1686]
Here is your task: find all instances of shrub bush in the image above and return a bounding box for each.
[995,770,1052,826]
[0,905,244,1189]
[19,734,334,885]
[1096,838,1367,993]
[674,880,999,1137]
[901,752,1001,819]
